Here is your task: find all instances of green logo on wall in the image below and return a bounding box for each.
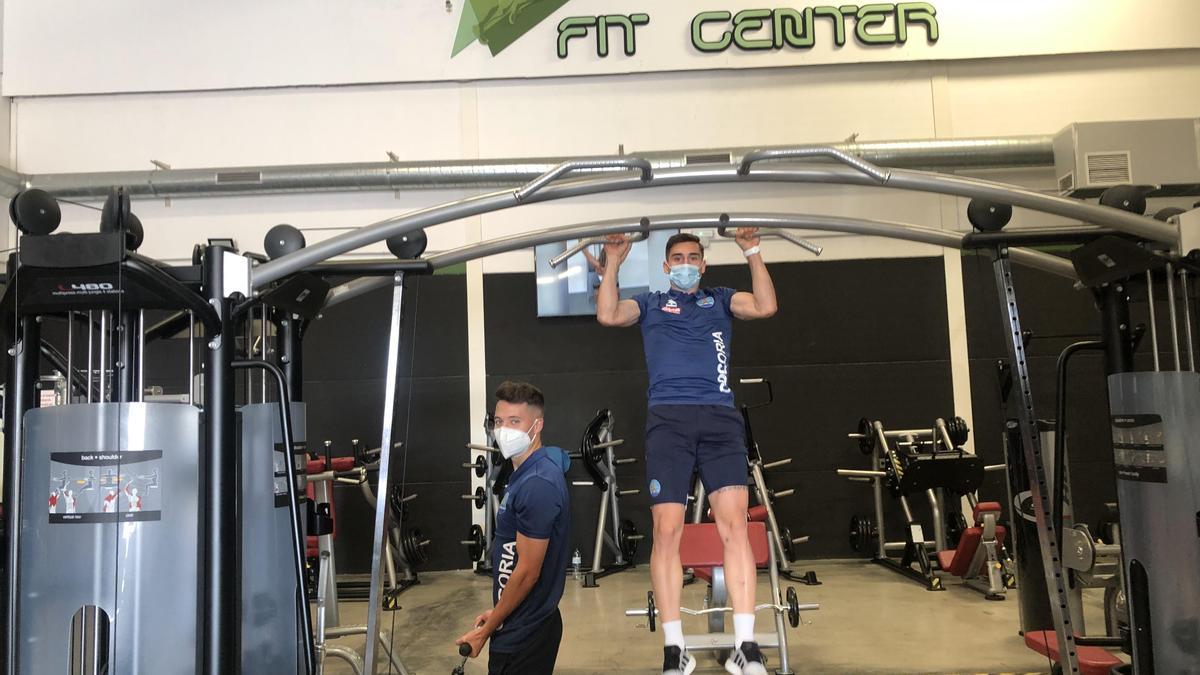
[453,0,573,56]
[690,3,938,52]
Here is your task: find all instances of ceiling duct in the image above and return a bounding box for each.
[3,135,1055,201]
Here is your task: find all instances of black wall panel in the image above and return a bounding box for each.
[485,257,955,561]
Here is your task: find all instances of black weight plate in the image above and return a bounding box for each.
[967,199,1012,232]
[386,228,428,259]
[647,591,656,632]
[264,224,306,259]
[946,416,970,447]
[1098,185,1147,215]
[786,586,800,628]
[857,418,875,455]
[781,526,794,561]
[619,519,639,560]
[11,189,62,235]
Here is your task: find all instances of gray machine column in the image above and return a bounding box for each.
[1108,372,1200,673]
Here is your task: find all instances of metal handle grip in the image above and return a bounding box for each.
[837,469,886,478]
[738,146,890,183]
[715,225,821,257]
[516,157,653,202]
[548,231,649,268]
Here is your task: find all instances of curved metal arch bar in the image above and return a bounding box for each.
[318,213,1077,312]
[254,155,1169,289]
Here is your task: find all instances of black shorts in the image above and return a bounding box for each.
[644,404,748,505]
[488,609,562,675]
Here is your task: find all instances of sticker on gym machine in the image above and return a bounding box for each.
[48,450,163,523]
[1110,414,1167,484]
[273,441,307,508]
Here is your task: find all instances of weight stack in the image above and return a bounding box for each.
[1003,418,1085,635]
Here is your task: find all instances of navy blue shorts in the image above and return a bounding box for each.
[644,404,748,505]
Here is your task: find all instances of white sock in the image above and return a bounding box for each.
[733,613,755,647]
[661,620,685,649]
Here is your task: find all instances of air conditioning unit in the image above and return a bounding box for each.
[1053,119,1200,198]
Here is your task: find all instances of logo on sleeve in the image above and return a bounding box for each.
[662,299,681,315]
[649,479,662,497]
[498,492,510,513]
[697,296,715,309]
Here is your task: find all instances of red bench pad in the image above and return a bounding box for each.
[1024,631,1122,675]
[682,521,770,587]
[936,525,1007,577]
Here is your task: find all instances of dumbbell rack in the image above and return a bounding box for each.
[573,409,644,587]
[460,416,503,576]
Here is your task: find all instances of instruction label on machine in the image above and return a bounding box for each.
[48,450,163,523]
[273,441,307,508]
[1111,414,1167,484]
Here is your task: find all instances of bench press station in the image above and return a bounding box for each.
[625,521,819,674]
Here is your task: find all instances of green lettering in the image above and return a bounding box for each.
[814,6,848,47]
[733,9,773,50]
[855,4,896,45]
[773,8,815,49]
[557,16,596,59]
[896,2,938,43]
[691,11,733,52]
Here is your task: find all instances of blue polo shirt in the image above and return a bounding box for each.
[634,287,736,408]
[490,447,570,654]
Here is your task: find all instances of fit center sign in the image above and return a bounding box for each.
[555,4,938,59]
[5,0,1200,96]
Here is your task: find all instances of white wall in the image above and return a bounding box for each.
[11,49,1200,271]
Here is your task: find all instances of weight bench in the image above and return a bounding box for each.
[934,501,1010,600]
[1024,631,1123,675]
[626,521,818,675]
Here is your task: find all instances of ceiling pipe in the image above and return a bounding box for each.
[6,135,1054,201]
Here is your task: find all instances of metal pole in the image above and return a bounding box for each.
[188,312,195,405]
[137,311,145,402]
[87,311,94,403]
[928,489,946,553]
[1166,262,1180,371]
[871,445,886,560]
[3,316,41,675]
[751,462,790,567]
[606,447,623,563]
[1146,271,1160,371]
[202,245,238,675]
[98,311,108,402]
[591,482,611,574]
[767,533,792,675]
[66,312,74,404]
[279,311,303,403]
[992,250,1081,674]
[1182,269,1194,371]
[363,272,405,674]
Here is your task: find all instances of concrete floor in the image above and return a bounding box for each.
[319,560,1119,674]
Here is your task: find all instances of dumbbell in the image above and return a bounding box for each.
[461,487,487,509]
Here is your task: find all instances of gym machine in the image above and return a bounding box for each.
[689,379,818,585]
[570,409,644,586]
[962,191,1200,674]
[308,439,430,605]
[624,522,819,674]
[839,414,1013,595]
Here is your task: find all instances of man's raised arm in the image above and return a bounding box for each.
[596,235,641,327]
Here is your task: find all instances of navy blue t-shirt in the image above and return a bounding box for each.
[490,447,570,653]
[634,287,736,407]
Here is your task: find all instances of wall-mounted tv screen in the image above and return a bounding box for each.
[534,230,677,317]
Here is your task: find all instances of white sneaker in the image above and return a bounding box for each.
[725,641,768,675]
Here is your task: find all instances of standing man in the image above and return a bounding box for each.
[597,229,777,675]
[457,381,571,675]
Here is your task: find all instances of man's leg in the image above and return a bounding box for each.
[698,407,766,674]
[708,486,754,616]
[650,502,687,628]
[644,405,699,674]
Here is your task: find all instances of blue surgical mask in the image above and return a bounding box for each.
[669,264,701,290]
